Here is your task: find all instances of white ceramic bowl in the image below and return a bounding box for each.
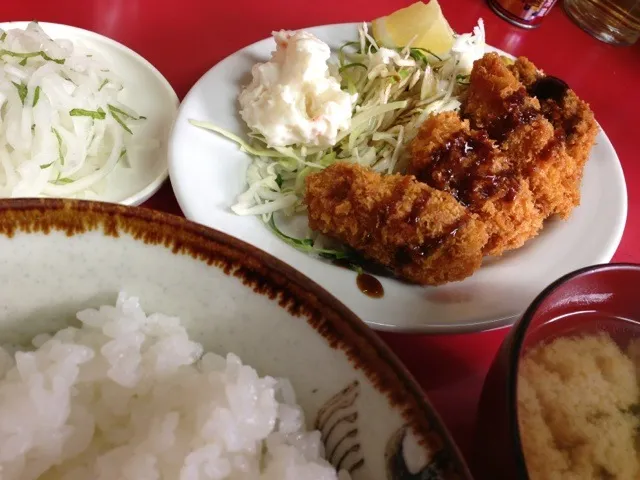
[0,21,179,205]
[0,198,471,480]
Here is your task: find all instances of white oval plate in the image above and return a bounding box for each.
[168,23,627,334]
[0,21,179,206]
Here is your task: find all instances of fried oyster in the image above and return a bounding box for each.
[408,111,544,256]
[305,162,488,285]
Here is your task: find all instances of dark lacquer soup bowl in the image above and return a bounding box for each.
[475,263,640,479]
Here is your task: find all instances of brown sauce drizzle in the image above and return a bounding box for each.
[394,218,465,267]
[413,130,519,208]
[528,76,569,103]
[356,273,384,298]
[330,255,388,299]
[538,127,566,162]
[406,191,430,226]
[563,115,581,137]
[529,76,582,143]
[542,98,581,136]
[486,88,538,143]
[378,177,412,227]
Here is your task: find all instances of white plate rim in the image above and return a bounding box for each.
[168,22,628,334]
[0,20,180,206]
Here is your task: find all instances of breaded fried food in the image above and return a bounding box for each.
[462,53,584,219]
[408,111,544,256]
[508,56,540,88]
[462,52,544,141]
[510,56,598,170]
[542,89,598,171]
[304,162,488,285]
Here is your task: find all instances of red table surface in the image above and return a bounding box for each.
[4,0,640,475]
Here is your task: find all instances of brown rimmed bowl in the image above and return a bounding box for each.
[474,263,640,479]
[0,198,472,480]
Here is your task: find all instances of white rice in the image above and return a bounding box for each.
[0,292,347,480]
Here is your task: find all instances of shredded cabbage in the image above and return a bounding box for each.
[191,19,486,242]
[0,22,150,198]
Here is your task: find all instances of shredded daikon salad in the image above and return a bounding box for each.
[0,22,150,198]
[191,20,485,256]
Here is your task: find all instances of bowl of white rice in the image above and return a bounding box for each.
[0,198,471,480]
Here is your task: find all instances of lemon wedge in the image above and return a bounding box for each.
[371,0,456,57]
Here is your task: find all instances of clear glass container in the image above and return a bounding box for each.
[564,0,640,45]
